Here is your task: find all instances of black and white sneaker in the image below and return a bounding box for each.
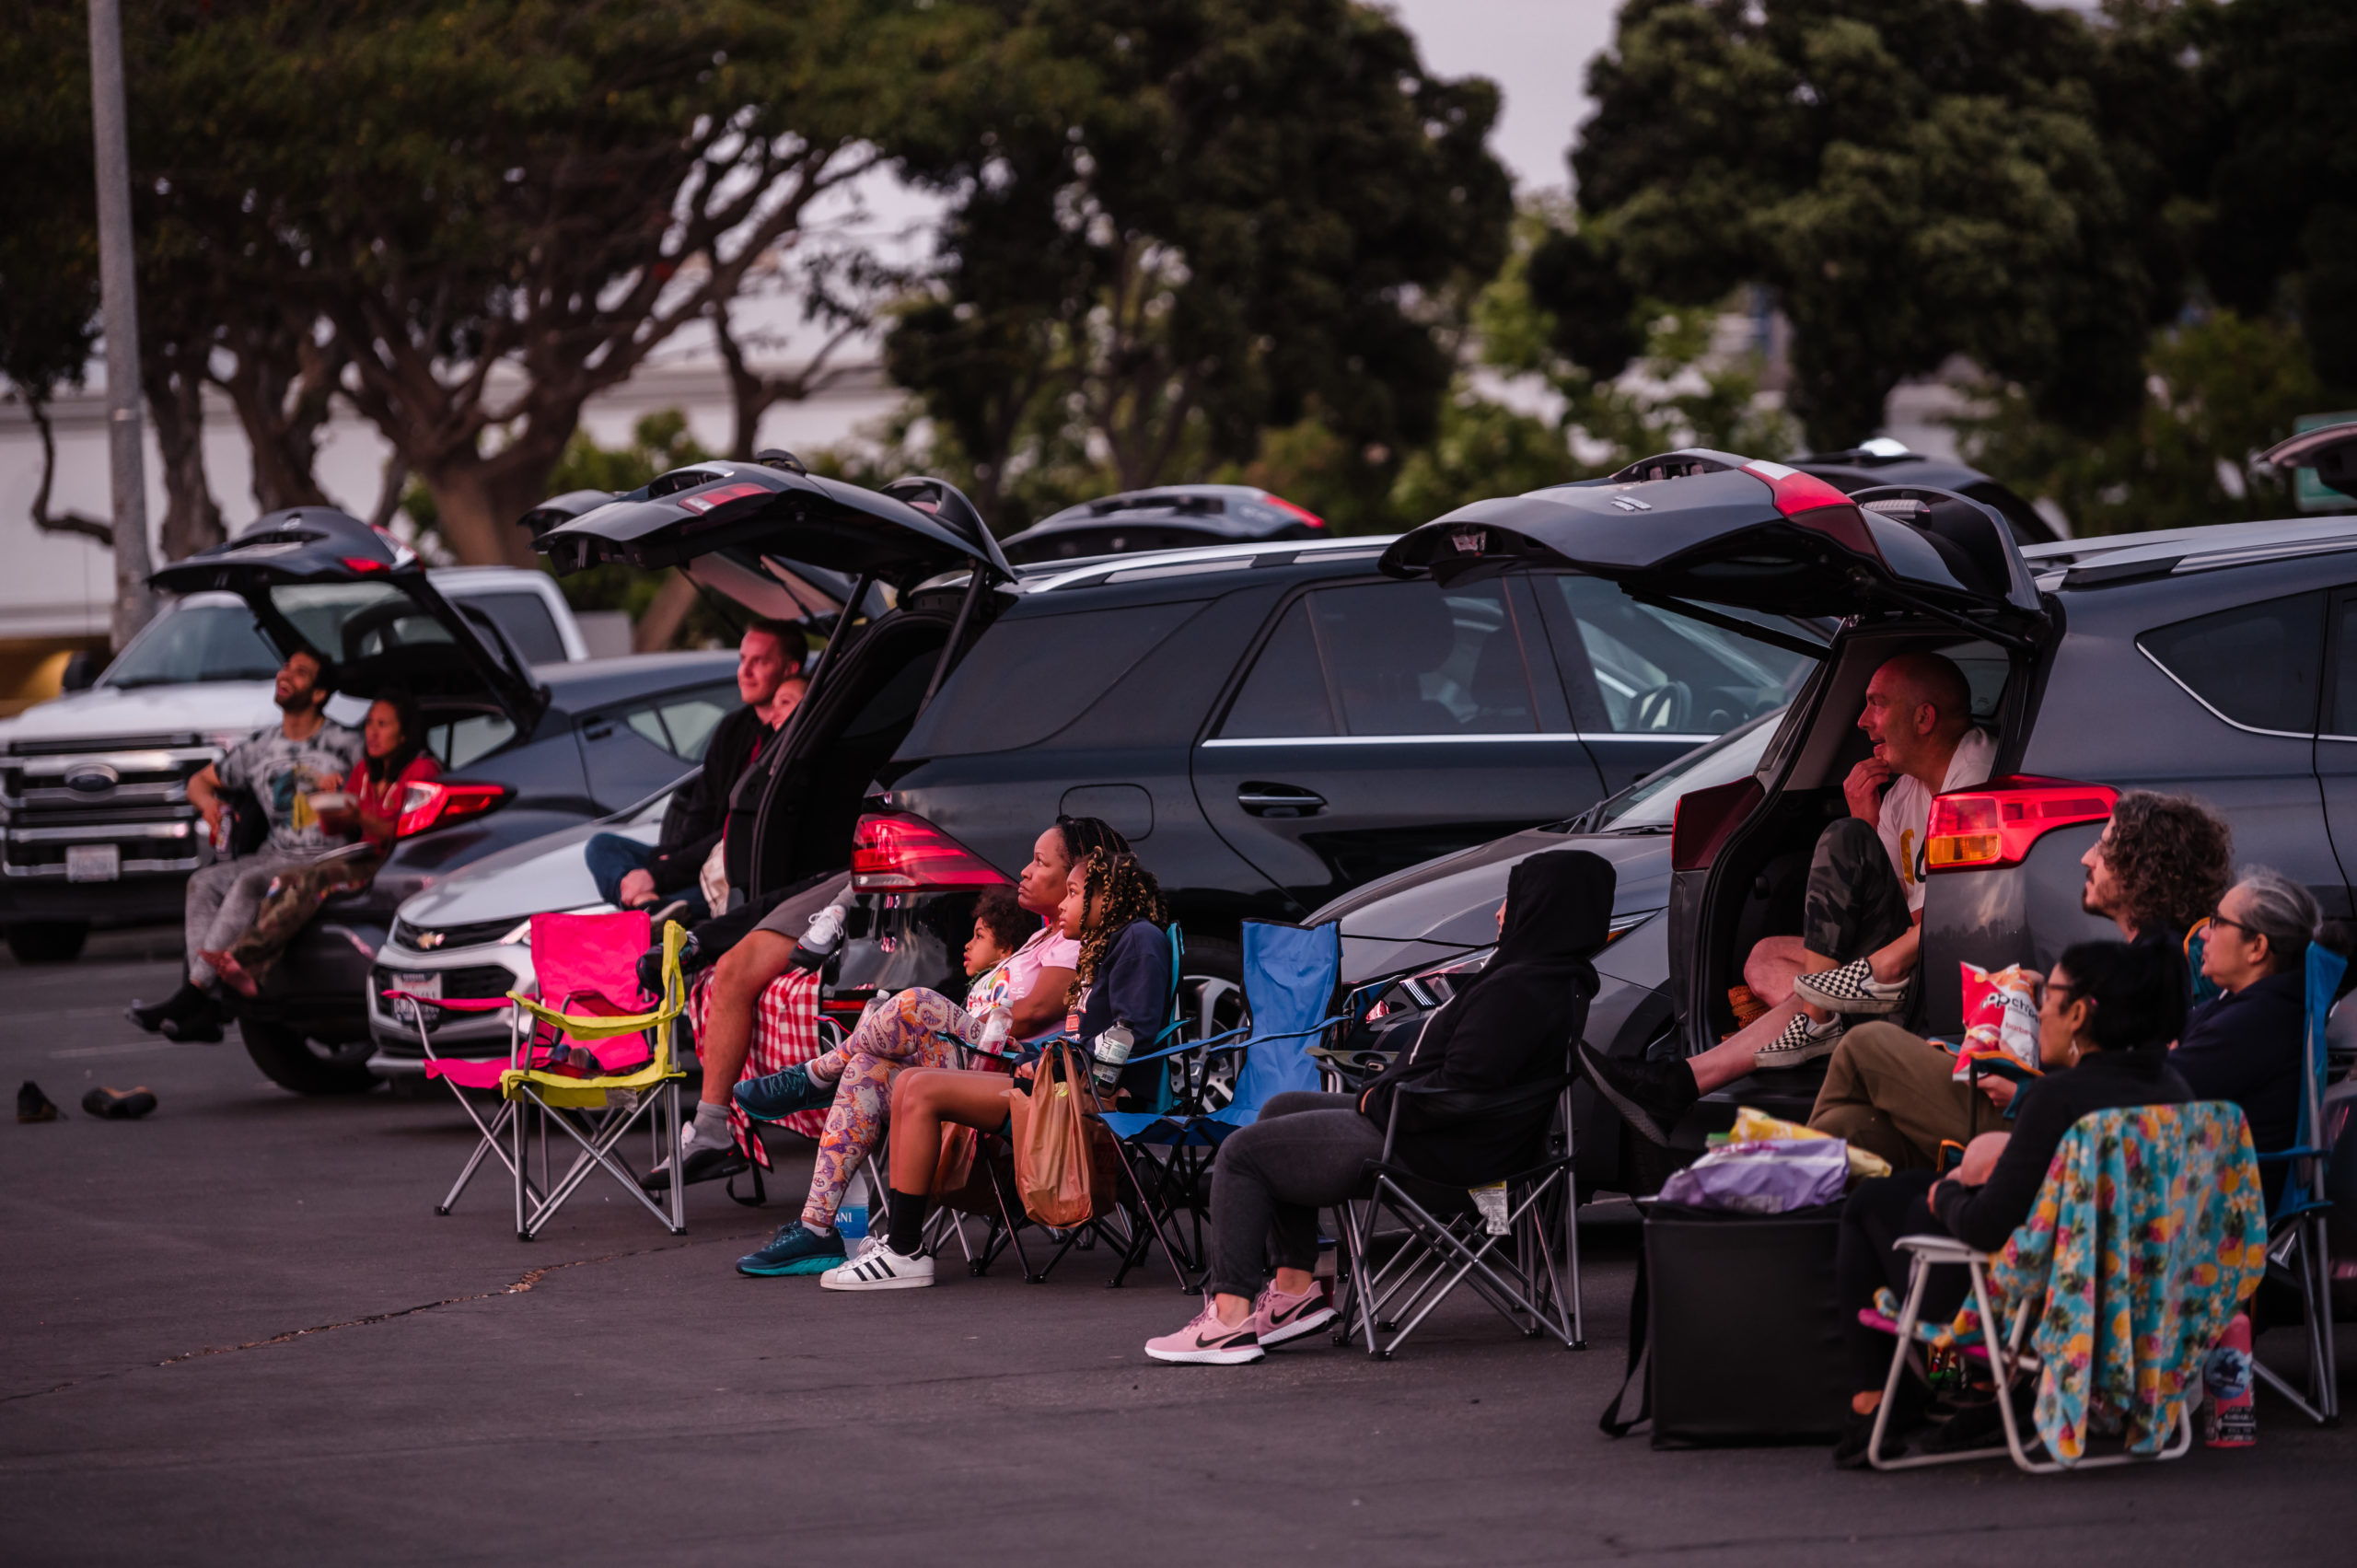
[1790,958,1908,1016]
[1753,1010,1845,1070]
[819,1241,935,1291]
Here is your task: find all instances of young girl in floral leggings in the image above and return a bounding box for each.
[731,885,1039,1276]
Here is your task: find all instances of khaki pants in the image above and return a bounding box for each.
[1806,1021,2009,1171]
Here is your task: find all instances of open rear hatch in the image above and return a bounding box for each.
[150,507,545,729]
[1380,448,2047,649]
[534,460,1012,597]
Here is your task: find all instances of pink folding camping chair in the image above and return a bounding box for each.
[384,910,685,1235]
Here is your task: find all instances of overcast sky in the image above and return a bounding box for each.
[1381,0,1620,192]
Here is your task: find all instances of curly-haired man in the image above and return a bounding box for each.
[1777,791,2233,1170]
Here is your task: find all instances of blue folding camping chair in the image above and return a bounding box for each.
[1095,920,1346,1291]
[2251,940,2348,1423]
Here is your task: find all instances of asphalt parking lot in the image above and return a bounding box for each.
[5,931,2352,1567]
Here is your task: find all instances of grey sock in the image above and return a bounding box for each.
[690,1100,732,1151]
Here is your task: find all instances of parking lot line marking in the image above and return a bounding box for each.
[51,1040,176,1059]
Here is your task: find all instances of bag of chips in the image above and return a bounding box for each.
[1954,961,2042,1083]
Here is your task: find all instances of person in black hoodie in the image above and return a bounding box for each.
[1144,849,1614,1365]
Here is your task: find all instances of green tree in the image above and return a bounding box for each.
[2197,0,2357,397]
[1389,203,1794,526]
[1562,0,2203,449]
[1949,309,2336,535]
[881,0,1514,530]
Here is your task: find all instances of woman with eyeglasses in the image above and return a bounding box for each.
[1830,938,2193,1467]
[2173,868,2323,1212]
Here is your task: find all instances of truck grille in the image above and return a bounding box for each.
[0,734,217,879]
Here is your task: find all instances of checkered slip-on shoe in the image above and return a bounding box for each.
[1752,1010,1845,1070]
[1789,958,1909,1016]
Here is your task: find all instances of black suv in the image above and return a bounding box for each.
[147,511,741,1093]
[1340,447,2357,1186]
[536,461,1823,1023]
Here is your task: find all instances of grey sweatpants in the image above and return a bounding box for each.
[185,848,319,987]
[1204,1090,1384,1300]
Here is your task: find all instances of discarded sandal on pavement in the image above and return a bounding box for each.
[82,1086,158,1120]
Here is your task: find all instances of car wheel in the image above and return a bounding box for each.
[240,1017,379,1096]
[1174,935,1246,1113]
[6,922,88,963]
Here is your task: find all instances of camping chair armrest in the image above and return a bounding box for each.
[1202,1015,1352,1062]
[1892,1234,1982,1263]
[2254,1144,2330,1165]
[379,990,512,1014]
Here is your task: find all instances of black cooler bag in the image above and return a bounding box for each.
[1600,1200,1851,1447]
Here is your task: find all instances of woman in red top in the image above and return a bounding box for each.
[205,690,440,997]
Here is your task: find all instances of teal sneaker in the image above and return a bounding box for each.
[734,1063,834,1122]
[737,1222,846,1277]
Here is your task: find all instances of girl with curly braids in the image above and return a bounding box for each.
[819,850,1174,1291]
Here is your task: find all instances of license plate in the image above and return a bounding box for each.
[389,970,443,1024]
[65,844,120,882]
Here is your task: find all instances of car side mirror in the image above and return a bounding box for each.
[58,650,99,692]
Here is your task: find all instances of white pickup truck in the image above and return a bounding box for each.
[0,566,586,962]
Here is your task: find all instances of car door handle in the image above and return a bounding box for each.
[1238,783,1325,818]
[582,720,614,740]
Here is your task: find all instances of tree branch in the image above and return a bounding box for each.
[22,393,113,545]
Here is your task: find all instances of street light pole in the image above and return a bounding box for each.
[87,0,155,649]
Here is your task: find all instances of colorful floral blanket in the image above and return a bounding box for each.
[1945,1101,2267,1464]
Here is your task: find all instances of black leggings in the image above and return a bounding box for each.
[1837,1170,1969,1388]
[1203,1090,1382,1300]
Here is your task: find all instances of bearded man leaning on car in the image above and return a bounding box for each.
[127,647,362,1043]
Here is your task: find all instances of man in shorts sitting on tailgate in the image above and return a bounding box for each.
[1579,651,1995,1144]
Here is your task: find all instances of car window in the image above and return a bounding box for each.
[101,605,281,688]
[621,682,740,761]
[1593,709,1782,831]
[897,600,1205,756]
[452,589,567,665]
[272,583,456,662]
[2139,590,2325,736]
[1220,598,1334,738]
[1537,575,1810,736]
[1221,578,1538,738]
[2320,594,2357,738]
[429,714,517,769]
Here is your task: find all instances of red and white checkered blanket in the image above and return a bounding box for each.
[686,967,831,1164]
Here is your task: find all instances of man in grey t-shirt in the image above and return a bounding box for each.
[128,647,363,1041]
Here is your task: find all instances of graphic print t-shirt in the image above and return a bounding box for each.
[216,722,366,853]
[1876,727,1998,914]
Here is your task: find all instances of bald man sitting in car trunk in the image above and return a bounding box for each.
[1580,651,1996,1144]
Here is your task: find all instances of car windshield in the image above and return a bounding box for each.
[1578,706,1783,832]
[102,604,282,689]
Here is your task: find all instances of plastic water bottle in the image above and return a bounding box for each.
[2202,1311,2256,1446]
[838,1167,869,1241]
[1091,1023,1134,1089]
[977,1002,1014,1057]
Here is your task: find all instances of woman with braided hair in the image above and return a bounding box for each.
[818,849,1175,1291]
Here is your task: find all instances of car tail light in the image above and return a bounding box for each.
[1670,776,1764,873]
[676,481,770,516]
[849,812,1010,892]
[1263,494,1326,529]
[1741,459,1876,558]
[1925,777,2118,872]
[395,780,512,838]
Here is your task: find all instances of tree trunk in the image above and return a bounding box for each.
[415,445,567,567]
[633,571,701,652]
[144,350,225,563]
[214,327,341,514]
